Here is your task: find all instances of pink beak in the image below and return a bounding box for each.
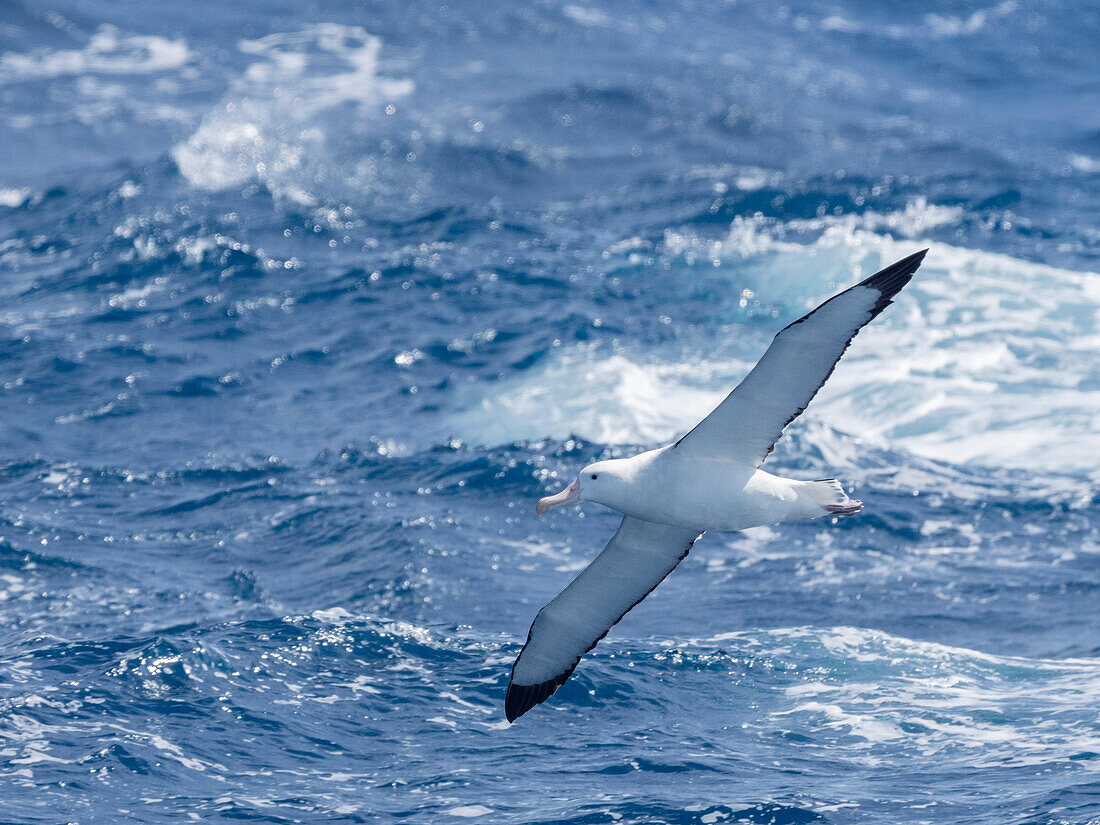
[536,478,581,515]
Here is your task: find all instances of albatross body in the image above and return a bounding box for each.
[541,448,856,532]
[506,249,928,722]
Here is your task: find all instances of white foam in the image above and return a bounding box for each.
[446,805,493,818]
[448,203,1100,480]
[775,700,902,743]
[310,606,356,624]
[768,626,1100,766]
[924,2,1018,38]
[0,26,190,79]
[818,2,1017,40]
[1069,153,1100,174]
[172,25,412,198]
[449,351,747,447]
[562,6,614,28]
[676,626,1100,767]
[0,188,31,207]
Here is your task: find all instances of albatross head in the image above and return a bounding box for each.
[536,458,634,515]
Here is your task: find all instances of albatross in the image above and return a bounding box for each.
[505,249,928,722]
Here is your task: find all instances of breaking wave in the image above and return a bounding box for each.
[451,204,1100,480]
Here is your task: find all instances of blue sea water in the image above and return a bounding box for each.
[1,0,1099,822]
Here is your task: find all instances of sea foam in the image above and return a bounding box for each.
[171,25,412,200]
[449,204,1100,479]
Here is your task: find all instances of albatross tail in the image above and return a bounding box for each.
[804,478,863,517]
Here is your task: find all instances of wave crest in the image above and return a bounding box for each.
[448,206,1100,480]
[171,25,413,200]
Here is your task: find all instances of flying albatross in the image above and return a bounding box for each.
[505,249,928,722]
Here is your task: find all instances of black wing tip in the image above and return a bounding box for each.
[505,676,567,723]
[861,248,928,311]
[778,248,928,336]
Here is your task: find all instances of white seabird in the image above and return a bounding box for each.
[506,249,928,722]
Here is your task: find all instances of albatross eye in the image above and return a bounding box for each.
[590,474,598,480]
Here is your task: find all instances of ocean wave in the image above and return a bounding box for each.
[171,25,413,201]
[740,626,1100,768]
[448,205,1100,480]
[9,615,1096,798]
[2,3,1099,820]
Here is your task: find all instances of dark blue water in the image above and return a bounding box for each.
[2,1,1099,822]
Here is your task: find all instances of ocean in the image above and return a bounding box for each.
[1,1,1098,822]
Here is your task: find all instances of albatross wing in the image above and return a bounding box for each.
[674,249,927,466]
[506,517,701,722]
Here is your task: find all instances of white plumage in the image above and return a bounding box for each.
[506,249,927,722]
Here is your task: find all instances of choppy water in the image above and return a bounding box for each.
[1,1,1099,823]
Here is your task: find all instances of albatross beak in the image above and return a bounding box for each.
[536,478,581,515]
